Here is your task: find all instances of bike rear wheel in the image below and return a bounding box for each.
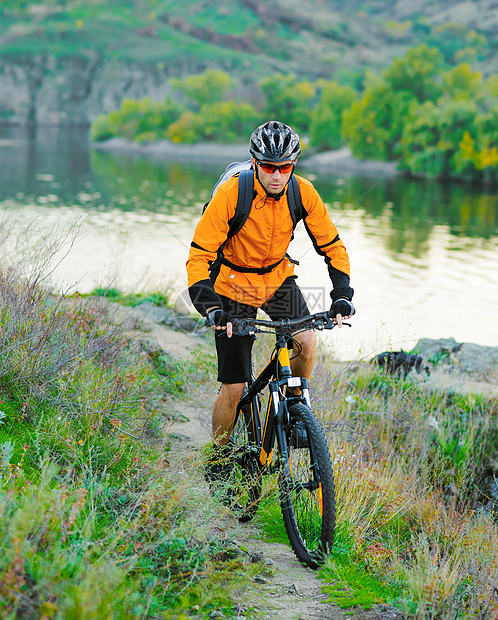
[228,408,262,522]
[278,402,336,568]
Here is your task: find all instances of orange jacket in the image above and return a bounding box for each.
[187,171,351,312]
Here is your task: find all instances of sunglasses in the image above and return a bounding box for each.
[255,160,295,174]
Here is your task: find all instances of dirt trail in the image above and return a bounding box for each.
[165,399,402,620]
[103,302,404,619]
[99,300,414,619]
[105,300,496,619]
[165,400,351,620]
[116,307,350,619]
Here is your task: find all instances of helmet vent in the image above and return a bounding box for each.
[249,120,301,162]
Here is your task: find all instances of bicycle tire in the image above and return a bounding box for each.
[228,409,262,522]
[278,402,336,568]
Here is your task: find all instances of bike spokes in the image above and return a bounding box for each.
[278,403,335,568]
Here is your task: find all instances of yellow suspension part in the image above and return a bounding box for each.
[278,346,291,374]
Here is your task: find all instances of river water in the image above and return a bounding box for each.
[0,126,497,361]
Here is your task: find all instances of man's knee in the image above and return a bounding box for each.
[294,330,316,358]
[219,382,245,404]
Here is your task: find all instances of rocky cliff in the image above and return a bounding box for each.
[0,55,187,125]
[0,0,495,126]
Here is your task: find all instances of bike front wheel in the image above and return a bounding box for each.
[278,402,336,568]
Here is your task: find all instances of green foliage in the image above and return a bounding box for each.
[342,44,444,161]
[342,79,413,160]
[255,485,289,544]
[400,96,498,183]
[0,0,30,14]
[0,266,254,616]
[169,69,233,107]
[382,44,444,103]
[427,22,490,65]
[168,100,260,144]
[309,81,357,150]
[341,42,498,184]
[91,68,259,145]
[308,360,498,617]
[90,97,181,142]
[260,73,316,135]
[321,554,403,609]
[87,36,496,185]
[90,287,170,307]
[441,63,484,99]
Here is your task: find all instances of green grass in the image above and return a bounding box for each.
[0,263,259,617]
[255,481,406,610]
[247,334,498,617]
[320,554,404,609]
[255,485,289,545]
[1,0,493,80]
[90,286,170,307]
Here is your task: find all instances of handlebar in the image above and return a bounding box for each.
[230,310,350,337]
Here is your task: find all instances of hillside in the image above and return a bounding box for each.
[0,0,496,124]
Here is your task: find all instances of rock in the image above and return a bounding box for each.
[300,146,400,178]
[174,314,202,333]
[410,337,462,363]
[457,343,498,378]
[132,301,203,333]
[411,337,498,382]
[132,301,175,325]
[253,575,269,584]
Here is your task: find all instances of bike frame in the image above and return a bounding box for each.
[236,332,312,469]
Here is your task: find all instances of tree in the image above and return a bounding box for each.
[427,23,489,65]
[399,65,498,183]
[309,81,357,151]
[260,74,316,135]
[341,45,445,161]
[90,98,181,142]
[342,78,414,160]
[382,44,444,104]
[169,70,233,108]
[441,64,484,101]
[168,101,259,144]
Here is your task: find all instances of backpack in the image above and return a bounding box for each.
[203,160,305,280]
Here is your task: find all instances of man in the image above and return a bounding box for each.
[187,120,354,449]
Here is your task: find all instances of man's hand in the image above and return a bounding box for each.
[206,307,233,337]
[330,298,355,328]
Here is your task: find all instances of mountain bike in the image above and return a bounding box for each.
[221,310,344,569]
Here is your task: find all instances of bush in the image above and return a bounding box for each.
[0,222,253,616]
[310,81,357,150]
[168,100,260,144]
[90,97,181,142]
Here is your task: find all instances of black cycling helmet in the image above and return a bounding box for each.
[249,121,301,162]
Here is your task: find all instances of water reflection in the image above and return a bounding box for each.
[314,175,498,246]
[1,126,496,247]
[1,126,497,358]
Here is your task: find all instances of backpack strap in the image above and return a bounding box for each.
[209,172,305,282]
[226,169,255,238]
[286,175,305,229]
[208,169,254,283]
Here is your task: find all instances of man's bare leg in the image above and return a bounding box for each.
[211,330,315,443]
[212,382,245,445]
[290,329,316,388]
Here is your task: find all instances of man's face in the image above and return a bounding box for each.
[251,158,295,195]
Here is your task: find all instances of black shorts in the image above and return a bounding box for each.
[215,276,310,383]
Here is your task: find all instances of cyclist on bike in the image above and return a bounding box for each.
[187,120,354,455]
